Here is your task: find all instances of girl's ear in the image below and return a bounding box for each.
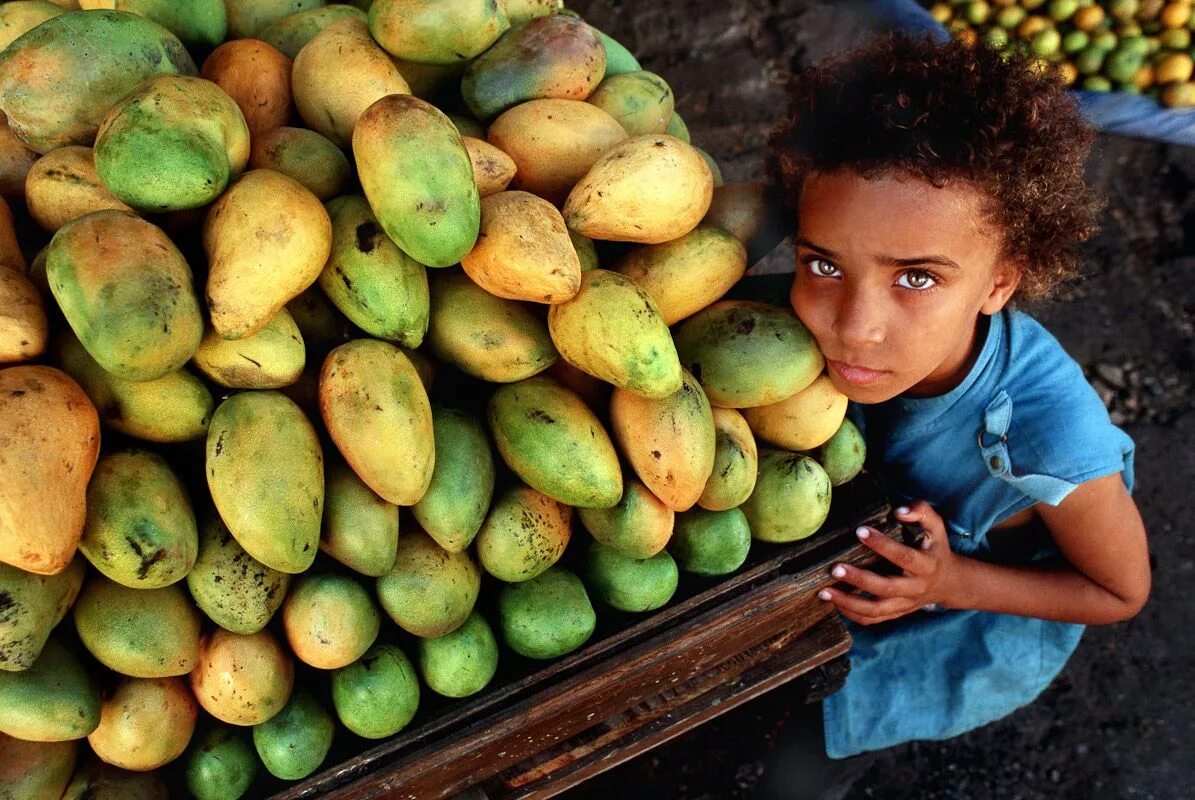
[979,259,1023,315]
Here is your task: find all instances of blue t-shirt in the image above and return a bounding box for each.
[822,308,1135,758]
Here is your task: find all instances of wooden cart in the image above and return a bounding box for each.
[260,475,894,800]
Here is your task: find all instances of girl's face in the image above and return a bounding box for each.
[789,169,1022,404]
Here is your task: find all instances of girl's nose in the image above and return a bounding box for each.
[832,287,885,347]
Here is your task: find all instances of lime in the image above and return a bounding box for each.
[963,0,991,25]
[1082,75,1114,90]
[985,26,1011,48]
[1105,47,1146,82]
[1155,51,1195,81]
[1032,27,1063,56]
[1063,29,1091,54]
[1117,21,1143,37]
[1075,44,1109,74]
[1091,30,1119,50]
[996,5,1027,28]
[1116,81,1144,93]
[1109,0,1140,20]
[1048,0,1080,20]
[1120,34,1152,56]
[1161,27,1192,47]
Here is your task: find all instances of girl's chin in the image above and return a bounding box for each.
[826,371,903,405]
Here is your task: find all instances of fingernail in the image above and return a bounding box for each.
[818,590,832,601]
[856,526,870,540]
[832,565,847,578]
[895,506,910,515]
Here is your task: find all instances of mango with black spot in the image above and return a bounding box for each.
[331,643,419,739]
[205,391,324,574]
[319,196,429,348]
[252,691,334,780]
[73,575,200,677]
[193,308,305,390]
[0,10,196,154]
[741,450,832,543]
[488,375,623,508]
[190,628,294,726]
[87,676,196,771]
[0,264,46,364]
[584,538,678,613]
[24,146,132,233]
[0,733,76,800]
[283,572,380,670]
[426,270,557,383]
[0,638,99,741]
[477,484,571,582]
[186,514,290,635]
[417,610,498,698]
[498,566,595,660]
[412,405,494,553]
[369,0,508,65]
[376,529,479,638]
[47,211,203,381]
[79,450,197,589]
[0,558,84,672]
[461,15,605,120]
[77,0,227,49]
[698,407,758,511]
[354,93,478,268]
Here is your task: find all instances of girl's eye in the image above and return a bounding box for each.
[807,258,841,278]
[896,269,939,291]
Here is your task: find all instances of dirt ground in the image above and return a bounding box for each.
[563,2,1195,798]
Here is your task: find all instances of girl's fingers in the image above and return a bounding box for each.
[854,525,932,575]
[826,563,921,598]
[819,586,915,620]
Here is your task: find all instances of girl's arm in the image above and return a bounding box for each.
[819,473,1151,626]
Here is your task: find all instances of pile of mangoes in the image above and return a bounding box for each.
[0,2,865,798]
[924,0,1195,106]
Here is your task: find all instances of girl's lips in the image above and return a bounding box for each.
[827,359,890,386]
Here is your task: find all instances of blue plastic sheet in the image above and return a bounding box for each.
[867,0,1195,147]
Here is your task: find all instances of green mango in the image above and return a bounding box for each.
[79,450,197,589]
[0,734,76,800]
[577,478,674,560]
[0,2,65,54]
[411,406,494,553]
[184,726,257,800]
[694,145,723,187]
[331,644,419,739]
[587,70,674,136]
[79,0,228,49]
[252,691,334,781]
[697,407,758,511]
[376,530,479,637]
[186,514,291,634]
[353,93,479,268]
[55,331,213,443]
[73,574,200,677]
[498,566,595,660]
[320,456,399,577]
[426,270,557,382]
[47,211,204,382]
[0,637,100,741]
[225,0,327,39]
[192,308,306,390]
[476,484,571,582]
[260,4,367,57]
[673,300,823,408]
[0,10,196,153]
[816,418,866,486]
[583,538,678,612]
[670,507,752,576]
[0,558,85,672]
[319,195,430,347]
[665,111,691,143]
[369,0,509,64]
[416,610,498,698]
[569,229,599,271]
[94,75,250,212]
[593,27,640,77]
[206,391,324,574]
[250,126,351,201]
[461,15,606,119]
[741,450,831,543]
[488,375,623,508]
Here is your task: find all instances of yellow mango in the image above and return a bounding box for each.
[504,0,561,26]
[193,308,305,389]
[564,134,713,244]
[0,196,21,271]
[283,573,380,670]
[476,484,571,582]
[0,118,38,200]
[577,478,674,559]
[376,529,480,637]
[0,2,65,53]
[189,628,294,726]
[369,0,509,65]
[702,181,767,243]
[204,169,333,340]
[614,225,746,325]
[488,98,627,204]
[73,576,200,677]
[461,190,581,303]
[319,339,434,506]
[610,369,716,511]
[0,265,46,363]
[87,677,195,772]
[743,373,848,451]
[587,70,674,136]
[463,136,517,197]
[698,407,758,511]
[25,146,133,232]
[200,40,292,137]
[0,365,98,575]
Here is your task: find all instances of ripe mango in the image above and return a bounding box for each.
[48,211,203,381]
[462,190,582,303]
[461,15,606,119]
[741,450,831,543]
[673,301,823,408]
[186,514,290,635]
[331,643,419,739]
[0,557,84,671]
[190,628,294,726]
[376,529,480,637]
[743,373,848,451]
[193,308,306,390]
[0,733,76,800]
[498,566,595,660]
[0,265,46,363]
[0,365,99,575]
[24,146,132,233]
[587,70,674,136]
[79,450,197,589]
[206,391,324,574]
[416,610,498,698]
[321,456,399,577]
[577,478,674,559]
[670,507,752,576]
[0,2,65,53]
[426,270,557,382]
[463,136,517,197]
[87,676,196,771]
[584,538,678,613]
[260,4,366,57]
[283,572,380,670]
[73,575,200,677]
[0,637,99,741]
[252,691,334,780]
[319,195,429,348]
[319,339,434,506]
[547,269,681,399]
[488,375,623,508]
[200,40,292,137]
[0,10,196,153]
[698,407,758,511]
[477,484,571,582]
[354,93,479,268]
[412,406,495,553]
[249,126,351,201]
[183,727,257,800]
[369,0,509,65]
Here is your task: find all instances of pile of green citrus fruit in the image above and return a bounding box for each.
[924,0,1195,106]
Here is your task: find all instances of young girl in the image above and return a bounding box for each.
[765,32,1152,791]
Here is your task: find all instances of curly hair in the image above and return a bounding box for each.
[767,33,1102,300]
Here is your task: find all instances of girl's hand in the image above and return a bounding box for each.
[818,500,962,626]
